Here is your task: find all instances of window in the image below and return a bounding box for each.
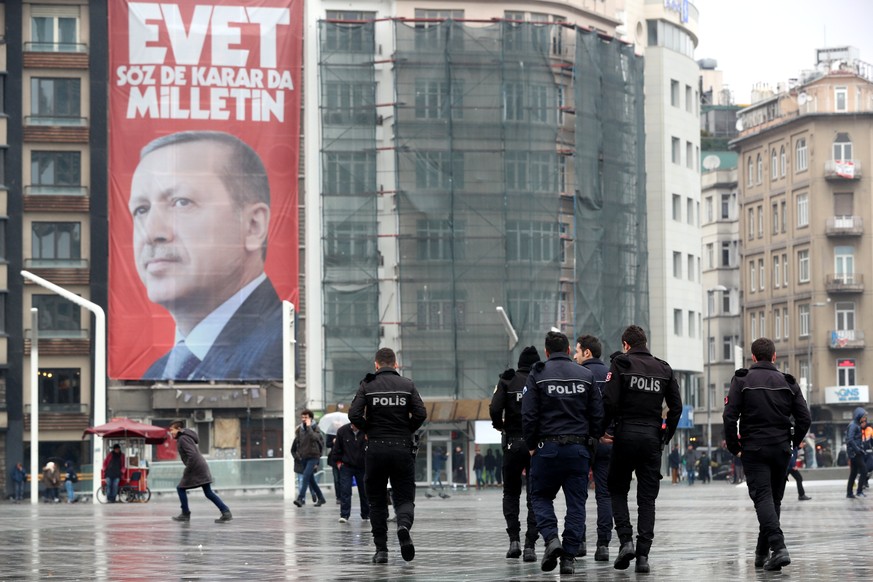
[325,287,378,332]
[325,221,376,262]
[530,85,550,123]
[529,13,549,52]
[772,203,779,234]
[780,146,787,176]
[418,289,466,331]
[324,81,374,124]
[721,242,731,267]
[757,205,763,237]
[686,198,694,225]
[506,152,528,191]
[780,200,787,232]
[672,194,681,221]
[504,82,525,121]
[782,253,788,286]
[30,77,81,125]
[671,137,680,165]
[798,249,810,282]
[673,309,683,336]
[37,368,81,409]
[705,196,713,223]
[722,290,731,314]
[33,295,81,337]
[756,153,763,183]
[799,303,810,336]
[413,9,463,50]
[417,220,463,260]
[774,310,782,339]
[323,11,375,52]
[687,255,695,281]
[507,221,560,262]
[688,310,695,337]
[750,312,757,340]
[771,149,778,179]
[670,80,679,107]
[507,289,557,332]
[708,337,716,362]
[721,193,731,220]
[783,307,789,338]
[324,152,375,194]
[796,193,808,227]
[556,86,564,125]
[706,243,714,269]
[838,359,856,387]
[31,7,80,53]
[415,152,464,190]
[795,138,808,171]
[760,311,766,338]
[833,132,853,161]
[835,86,848,112]
[747,208,754,240]
[749,261,756,292]
[31,222,81,266]
[685,84,693,113]
[758,258,765,290]
[686,141,693,169]
[747,156,754,185]
[836,301,855,333]
[30,151,81,194]
[529,153,555,192]
[673,251,682,278]
[835,245,855,283]
[773,255,780,287]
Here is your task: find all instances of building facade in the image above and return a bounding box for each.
[733,47,873,450]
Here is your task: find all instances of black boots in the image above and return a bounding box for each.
[613,541,636,570]
[171,512,191,522]
[506,541,521,558]
[594,545,609,561]
[397,526,415,561]
[559,555,575,574]
[215,511,233,523]
[522,545,537,562]
[764,548,790,571]
[635,555,650,573]
[754,552,768,568]
[372,550,388,564]
[541,537,562,572]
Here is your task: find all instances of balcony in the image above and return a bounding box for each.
[826,215,864,237]
[24,117,89,144]
[828,329,866,350]
[24,186,90,212]
[23,259,90,286]
[826,273,864,294]
[24,329,92,356]
[24,42,88,53]
[23,42,89,69]
[824,159,862,180]
[24,403,90,432]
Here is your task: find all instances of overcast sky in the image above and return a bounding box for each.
[694,0,873,104]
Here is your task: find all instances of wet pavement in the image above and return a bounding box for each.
[0,478,869,581]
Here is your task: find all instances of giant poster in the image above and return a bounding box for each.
[108,1,301,380]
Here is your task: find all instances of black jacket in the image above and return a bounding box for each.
[602,347,682,443]
[723,361,811,455]
[175,428,213,489]
[329,423,367,469]
[489,367,531,437]
[521,352,604,451]
[582,357,614,436]
[349,368,427,440]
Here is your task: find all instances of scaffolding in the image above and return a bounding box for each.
[318,19,647,404]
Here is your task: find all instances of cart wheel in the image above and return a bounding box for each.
[142,488,152,503]
[120,488,133,503]
[96,486,108,504]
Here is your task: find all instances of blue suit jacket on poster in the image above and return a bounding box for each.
[142,278,284,381]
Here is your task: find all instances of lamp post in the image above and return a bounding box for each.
[706,285,727,451]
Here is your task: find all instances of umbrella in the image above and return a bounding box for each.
[83,418,169,444]
[318,411,350,435]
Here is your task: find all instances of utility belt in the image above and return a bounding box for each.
[367,439,412,448]
[502,433,525,450]
[539,435,587,446]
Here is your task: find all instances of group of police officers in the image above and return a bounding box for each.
[347,328,809,574]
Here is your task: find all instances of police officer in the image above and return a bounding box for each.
[522,331,603,575]
[349,347,427,564]
[603,325,682,573]
[723,337,810,571]
[574,334,612,561]
[489,345,541,562]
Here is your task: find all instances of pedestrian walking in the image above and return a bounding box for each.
[788,447,811,501]
[683,445,697,485]
[349,347,427,564]
[292,410,327,508]
[11,462,26,502]
[63,461,78,503]
[698,452,711,484]
[668,446,681,484]
[846,407,868,498]
[431,446,446,488]
[330,422,370,523]
[522,331,604,575]
[602,325,682,573]
[102,444,125,502]
[484,450,498,485]
[574,334,613,561]
[723,337,811,571]
[489,345,541,562]
[473,449,485,490]
[42,462,61,503]
[168,421,233,523]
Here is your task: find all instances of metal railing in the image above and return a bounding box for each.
[24,41,88,53]
[24,115,88,127]
[24,185,88,197]
[24,328,90,340]
[824,159,862,179]
[825,273,864,292]
[24,403,89,414]
[826,215,863,236]
[828,329,866,349]
[25,258,89,269]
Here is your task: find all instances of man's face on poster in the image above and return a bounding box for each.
[129,140,268,316]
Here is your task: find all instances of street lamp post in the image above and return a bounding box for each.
[706,285,727,451]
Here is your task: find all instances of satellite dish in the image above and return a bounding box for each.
[798,92,809,105]
[735,118,744,131]
[702,155,721,171]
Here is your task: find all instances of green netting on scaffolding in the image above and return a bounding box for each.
[573,30,648,356]
[394,20,561,399]
[318,21,380,405]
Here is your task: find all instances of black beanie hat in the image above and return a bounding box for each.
[517,346,541,370]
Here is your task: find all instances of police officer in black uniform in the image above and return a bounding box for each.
[603,325,682,573]
[574,334,612,561]
[723,337,810,571]
[349,347,427,565]
[489,345,541,562]
[522,331,603,575]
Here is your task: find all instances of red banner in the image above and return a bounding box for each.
[108,0,302,380]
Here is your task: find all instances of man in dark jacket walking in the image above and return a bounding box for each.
[490,345,541,562]
[330,422,370,523]
[846,406,867,498]
[724,337,810,571]
[350,347,427,564]
[292,409,327,507]
[168,420,232,523]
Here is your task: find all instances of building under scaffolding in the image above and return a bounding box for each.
[318,19,647,404]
